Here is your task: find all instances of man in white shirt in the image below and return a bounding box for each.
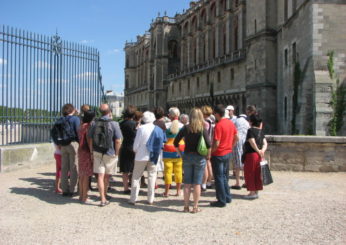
[226,105,237,123]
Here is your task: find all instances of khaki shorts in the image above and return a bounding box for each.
[93,152,118,175]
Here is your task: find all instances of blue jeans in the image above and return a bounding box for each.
[211,152,232,205]
[183,153,206,185]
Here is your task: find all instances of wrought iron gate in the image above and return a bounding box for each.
[0,25,105,146]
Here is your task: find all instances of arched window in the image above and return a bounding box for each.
[200,9,206,26]
[210,3,216,22]
[191,16,197,32]
[126,55,129,68]
[219,0,225,15]
[211,30,216,58]
[192,38,197,64]
[223,24,226,55]
[202,35,206,62]
[233,16,238,50]
[183,22,189,35]
[125,76,129,89]
[168,40,178,59]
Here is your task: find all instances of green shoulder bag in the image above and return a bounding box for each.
[197,131,208,156]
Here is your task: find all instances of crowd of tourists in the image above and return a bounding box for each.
[52,102,268,212]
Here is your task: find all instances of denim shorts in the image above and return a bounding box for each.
[183,153,207,185]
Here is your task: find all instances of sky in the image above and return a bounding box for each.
[1,0,191,94]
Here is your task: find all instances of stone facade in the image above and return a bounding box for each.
[105,91,124,118]
[124,0,346,135]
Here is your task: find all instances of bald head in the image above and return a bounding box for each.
[99,104,111,116]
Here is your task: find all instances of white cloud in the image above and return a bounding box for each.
[0,58,7,65]
[107,49,121,55]
[35,61,51,69]
[0,73,11,78]
[79,88,91,93]
[75,72,98,79]
[37,78,68,84]
[80,40,94,44]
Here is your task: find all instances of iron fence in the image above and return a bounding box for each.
[0,25,105,146]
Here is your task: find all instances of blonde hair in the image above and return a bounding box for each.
[168,107,180,134]
[201,105,213,117]
[188,108,204,133]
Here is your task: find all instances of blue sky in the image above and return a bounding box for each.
[1,0,191,94]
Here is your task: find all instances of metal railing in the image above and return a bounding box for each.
[0,25,105,146]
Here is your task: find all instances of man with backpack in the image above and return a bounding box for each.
[88,104,122,207]
[51,104,80,197]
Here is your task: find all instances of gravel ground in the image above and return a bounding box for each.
[0,164,345,245]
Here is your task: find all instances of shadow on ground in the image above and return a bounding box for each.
[8,171,249,209]
[10,176,80,205]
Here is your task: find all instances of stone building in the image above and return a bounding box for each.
[124,0,346,135]
[105,90,124,118]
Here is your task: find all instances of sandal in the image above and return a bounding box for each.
[100,200,110,207]
[183,206,190,213]
[191,207,201,214]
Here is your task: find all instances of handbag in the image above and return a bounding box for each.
[260,160,273,185]
[197,131,208,156]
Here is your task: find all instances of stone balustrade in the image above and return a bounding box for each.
[266,135,346,172]
[1,136,345,173]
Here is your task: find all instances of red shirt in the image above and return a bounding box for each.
[212,118,238,156]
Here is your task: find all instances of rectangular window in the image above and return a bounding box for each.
[207,73,210,87]
[172,84,174,94]
[284,49,288,67]
[217,71,221,83]
[284,0,288,21]
[284,96,288,121]
[292,42,297,64]
[293,0,297,12]
[231,68,234,80]
[179,82,182,92]
[197,77,200,88]
[188,79,190,90]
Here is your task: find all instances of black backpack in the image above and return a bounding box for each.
[51,117,76,146]
[92,118,112,154]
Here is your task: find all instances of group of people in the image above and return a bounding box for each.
[52,102,268,212]
[52,103,122,206]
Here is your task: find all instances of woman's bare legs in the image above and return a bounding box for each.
[122,173,130,191]
[183,184,191,212]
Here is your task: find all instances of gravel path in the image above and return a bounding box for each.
[0,164,345,245]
